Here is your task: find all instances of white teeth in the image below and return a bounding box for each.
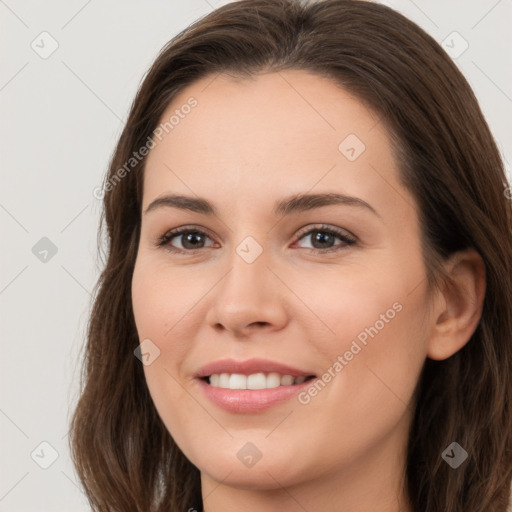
[219,373,230,388]
[267,372,281,388]
[247,373,266,390]
[207,372,310,389]
[229,374,246,389]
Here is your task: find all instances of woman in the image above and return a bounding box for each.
[69,1,512,511]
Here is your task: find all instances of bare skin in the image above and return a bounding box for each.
[131,70,485,512]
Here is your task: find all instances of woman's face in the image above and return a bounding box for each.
[132,70,434,495]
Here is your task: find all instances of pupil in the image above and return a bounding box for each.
[313,230,333,248]
[184,232,203,249]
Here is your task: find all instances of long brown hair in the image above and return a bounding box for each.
[69,1,512,510]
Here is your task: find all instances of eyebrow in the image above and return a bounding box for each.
[143,192,379,217]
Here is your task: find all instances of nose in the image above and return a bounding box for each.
[205,247,289,339]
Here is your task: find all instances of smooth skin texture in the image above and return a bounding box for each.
[131,70,485,512]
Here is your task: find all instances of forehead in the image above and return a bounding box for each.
[141,70,412,222]
[163,69,378,147]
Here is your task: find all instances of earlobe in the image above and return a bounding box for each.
[427,249,486,361]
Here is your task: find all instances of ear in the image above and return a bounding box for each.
[427,249,486,360]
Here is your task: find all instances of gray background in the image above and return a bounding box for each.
[1,0,511,510]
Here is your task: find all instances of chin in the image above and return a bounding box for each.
[183,438,310,490]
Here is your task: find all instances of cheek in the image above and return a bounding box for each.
[131,258,205,431]
[131,258,200,343]
[296,248,429,421]
[292,254,427,360]
[292,293,427,476]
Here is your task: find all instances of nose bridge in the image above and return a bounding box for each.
[206,232,287,334]
[220,234,271,303]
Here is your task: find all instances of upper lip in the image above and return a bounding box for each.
[194,358,316,378]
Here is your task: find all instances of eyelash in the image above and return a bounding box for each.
[154,224,356,255]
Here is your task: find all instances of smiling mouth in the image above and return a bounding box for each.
[202,372,316,390]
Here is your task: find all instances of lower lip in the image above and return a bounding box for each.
[196,378,313,413]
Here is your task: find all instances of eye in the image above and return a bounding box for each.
[155,226,216,253]
[294,224,356,253]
